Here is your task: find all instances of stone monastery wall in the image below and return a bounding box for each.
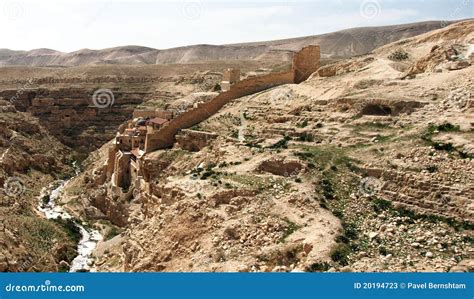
[145,46,320,153]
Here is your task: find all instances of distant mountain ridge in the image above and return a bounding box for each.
[0,20,459,67]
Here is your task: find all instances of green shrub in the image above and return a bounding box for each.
[53,218,81,244]
[332,210,344,219]
[372,198,392,212]
[379,246,389,256]
[321,178,334,200]
[436,123,460,132]
[280,219,300,242]
[297,120,308,128]
[105,226,121,241]
[342,222,358,240]
[306,262,331,272]
[388,49,409,61]
[298,133,314,142]
[330,244,351,265]
[269,136,291,149]
[433,142,454,152]
[200,170,215,180]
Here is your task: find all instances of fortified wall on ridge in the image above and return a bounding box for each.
[144,45,320,153]
[105,45,320,196]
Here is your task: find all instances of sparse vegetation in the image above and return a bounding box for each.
[294,145,354,170]
[330,243,351,266]
[422,123,463,155]
[298,132,314,142]
[268,136,290,149]
[426,165,438,173]
[297,120,308,128]
[280,219,300,242]
[372,198,392,212]
[105,226,121,241]
[388,49,409,61]
[306,262,331,272]
[53,218,82,244]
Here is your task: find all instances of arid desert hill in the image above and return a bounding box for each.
[0,20,460,67]
[0,19,472,273]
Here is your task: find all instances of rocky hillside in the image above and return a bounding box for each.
[0,20,457,67]
[0,61,269,152]
[0,101,79,272]
[62,20,474,273]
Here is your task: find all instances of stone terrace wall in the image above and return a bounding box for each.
[145,71,294,152]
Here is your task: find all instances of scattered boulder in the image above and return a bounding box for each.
[449,259,474,272]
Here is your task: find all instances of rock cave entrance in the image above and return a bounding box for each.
[27,92,36,106]
[361,104,392,116]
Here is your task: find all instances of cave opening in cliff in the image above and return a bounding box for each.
[27,92,36,106]
[360,104,392,116]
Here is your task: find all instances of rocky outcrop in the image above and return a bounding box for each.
[402,45,472,78]
[0,88,151,152]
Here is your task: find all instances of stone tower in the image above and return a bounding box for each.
[292,45,321,84]
[221,68,241,91]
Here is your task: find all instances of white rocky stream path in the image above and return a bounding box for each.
[37,163,102,272]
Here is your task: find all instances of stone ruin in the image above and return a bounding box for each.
[107,45,321,191]
[221,68,241,91]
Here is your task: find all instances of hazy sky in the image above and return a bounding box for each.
[1,0,473,52]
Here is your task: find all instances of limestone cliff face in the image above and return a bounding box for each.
[79,22,473,273]
[0,87,151,152]
[0,100,77,272]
